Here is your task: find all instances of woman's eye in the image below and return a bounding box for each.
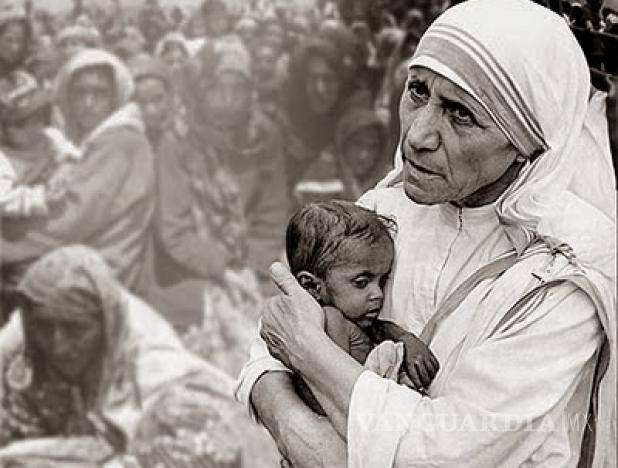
[353,278,369,289]
[447,104,475,125]
[407,80,429,103]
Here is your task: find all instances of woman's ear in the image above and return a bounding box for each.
[296,271,325,302]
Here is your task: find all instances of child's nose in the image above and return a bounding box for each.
[368,283,384,301]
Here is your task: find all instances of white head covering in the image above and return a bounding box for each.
[377,0,616,466]
[54,48,142,145]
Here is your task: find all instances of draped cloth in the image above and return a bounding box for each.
[0,246,253,466]
[376,0,616,466]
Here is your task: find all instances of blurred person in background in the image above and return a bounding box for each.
[130,54,212,332]
[281,34,372,204]
[137,0,170,52]
[0,6,33,104]
[135,39,287,375]
[183,0,235,39]
[112,25,148,63]
[0,245,280,467]
[1,49,155,306]
[294,105,389,204]
[154,31,191,71]
[55,24,102,65]
[0,80,80,221]
[334,105,390,200]
[234,15,259,51]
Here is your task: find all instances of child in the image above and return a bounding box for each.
[0,81,81,218]
[285,200,439,414]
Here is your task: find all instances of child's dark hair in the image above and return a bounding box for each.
[286,200,397,278]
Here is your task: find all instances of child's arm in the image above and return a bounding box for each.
[323,306,373,364]
[368,319,440,391]
[295,306,373,416]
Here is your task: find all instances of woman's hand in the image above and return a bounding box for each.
[260,263,325,370]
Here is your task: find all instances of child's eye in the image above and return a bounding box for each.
[379,274,390,288]
[353,278,369,289]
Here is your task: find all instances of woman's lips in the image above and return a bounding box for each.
[404,157,441,177]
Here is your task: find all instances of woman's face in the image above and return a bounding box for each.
[69,66,116,137]
[134,76,170,133]
[399,67,518,206]
[23,300,103,381]
[161,43,188,69]
[306,55,340,115]
[0,21,27,67]
[203,71,251,128]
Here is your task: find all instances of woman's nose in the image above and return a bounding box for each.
[404,105,440,152]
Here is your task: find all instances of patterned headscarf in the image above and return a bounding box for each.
[17,245,130,430]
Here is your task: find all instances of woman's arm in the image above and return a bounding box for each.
[235,312,347,467]
[260,265,365,438]
[262,263,604,467]
[251,371,347,468]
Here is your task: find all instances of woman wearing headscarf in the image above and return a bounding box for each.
[129,54,210,332]
[281,33,373,199]
[236,0,616,467]
[0,6,33,115]
[154,31,190,71]
[166,37,288,291]
[1,49,155,299]
[0,245,279,467]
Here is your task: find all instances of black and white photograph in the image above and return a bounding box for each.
[0,0,615,466]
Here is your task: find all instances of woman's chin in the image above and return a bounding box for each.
[403,182,444,205]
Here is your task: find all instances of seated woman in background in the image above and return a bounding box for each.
[130,43,284,376]
[294,105,390,204]
[1,49,155,298]
[0,245,279,467]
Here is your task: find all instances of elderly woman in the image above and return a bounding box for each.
[1,49,155,297]
[0,245,278,467]
[236,0,616,467]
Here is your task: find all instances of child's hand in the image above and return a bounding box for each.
[400,333,439,392]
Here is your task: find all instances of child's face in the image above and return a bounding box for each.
[321,236,393,328]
